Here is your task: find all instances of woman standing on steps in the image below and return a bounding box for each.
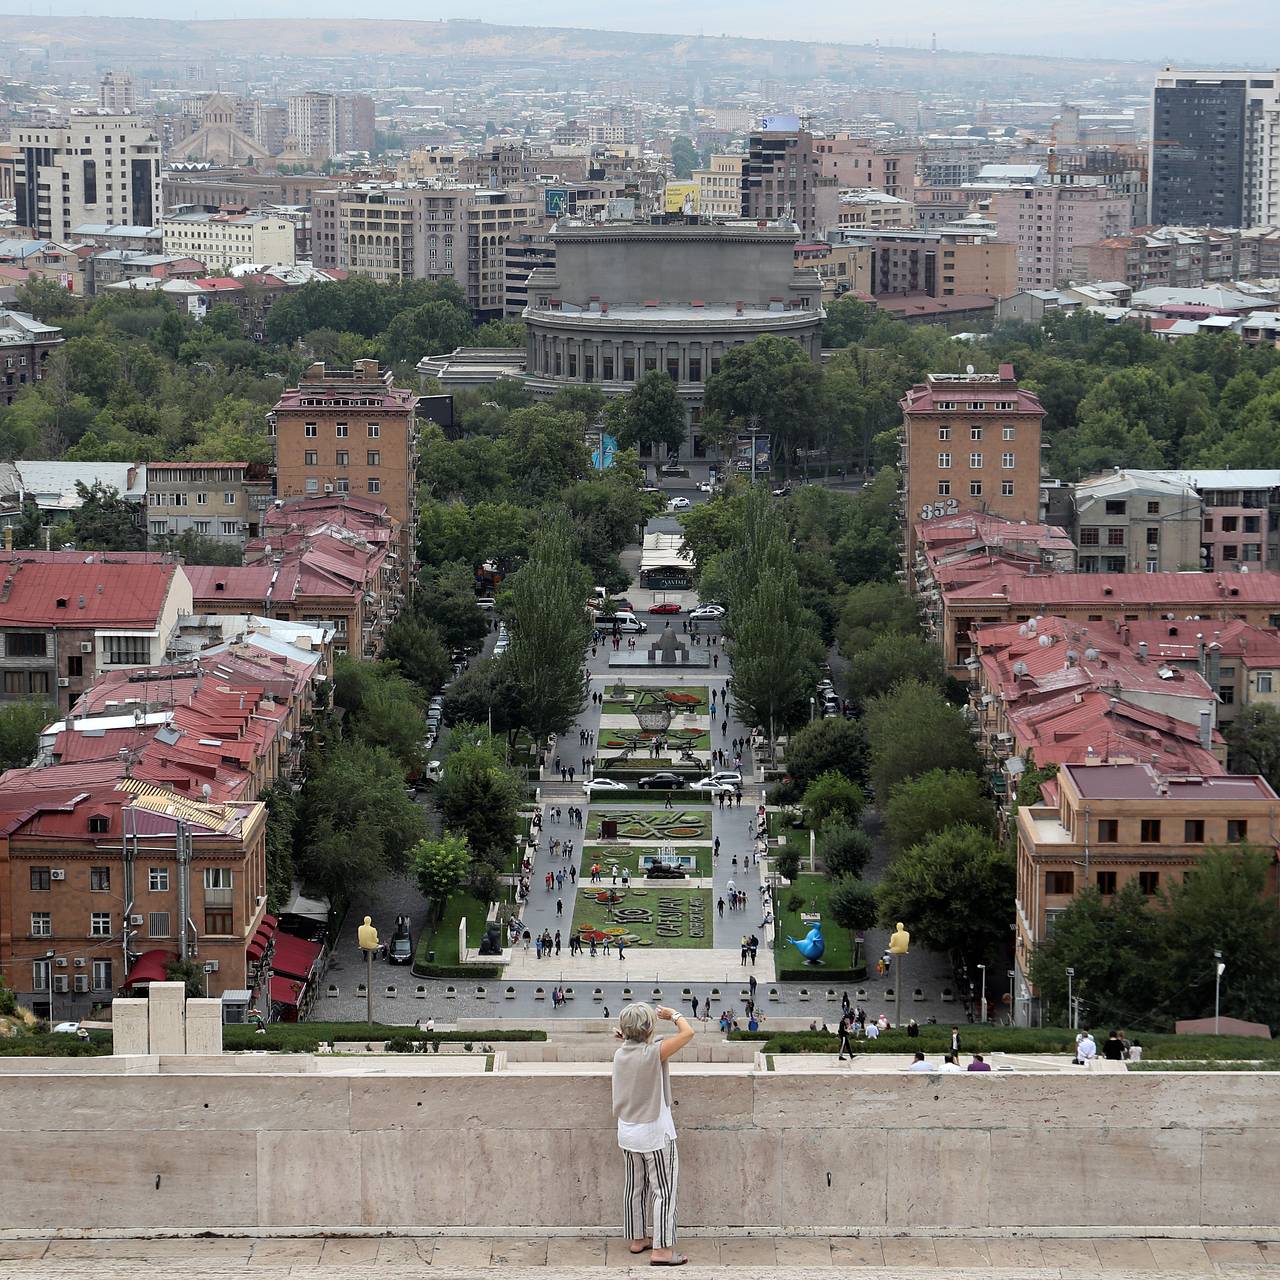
[612,1003,695,1266]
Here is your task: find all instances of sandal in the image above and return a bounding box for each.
[651,1256,688,1267]
[629,1245,652,1255]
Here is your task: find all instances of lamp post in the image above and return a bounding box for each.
[809,696,815,723]
[1214,949,1225,1036]
[1007,968,1015,1027]
[977,963,987,1024]
[888,922,910,1030]
[357,915,379,1027]
[1065,967,1075,1030]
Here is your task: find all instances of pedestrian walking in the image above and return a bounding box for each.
[612,1004,693,1266]
[717,897,725,918]
[557,898,564,917]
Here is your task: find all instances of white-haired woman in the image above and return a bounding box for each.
[612,1002,695,1266]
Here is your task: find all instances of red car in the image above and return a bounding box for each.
[648,602,681,615]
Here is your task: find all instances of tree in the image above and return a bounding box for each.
[473,319,525,348]
[776,845,801,884]
[441,657,522,737]
[801,770,866,831]
[505,512,590,740]
[11,495,42,550]
[260,780,297,913]
[502,406,591,502]
[1224,704,1280,788]
[436,730,522,866]
[878,825,1015,973]
[383,613,451,695]
[864,679,981,802]
[0,700,54,771]
[610,371,687,456]
[845,633,945,708]
[883,769,993,856]
[412,833,472,920]
[829,877,879,968]
[822,296,877,349]
[164,956,208,998]
[670,135,699,179]
[784,716,868,788]
[381,299,473,366]
[162,528,242,565]
[68,481,145,551]
[818,821,873,880]
[836,582,920,657]
[415,561,489,651]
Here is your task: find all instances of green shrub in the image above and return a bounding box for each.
[0,1031,112,1056]
[222,1022,546,1051]
[411,961,503,979]
[777,965,867,983]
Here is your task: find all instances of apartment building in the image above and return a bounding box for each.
[826,226,1015,300]
[833,190,916,231]
[0,309,62,406]
[900,365,1044,559]
[10,115,162,242]
[812,135,918,200]
[503,232,556,318]
[1013,762,1280,1021]
[311,183,540,316]
[0,775,268,1021]
[286,92,375,160]
[992,180,1132,290]
[1074,226,1252,292]
[145,463,254,549]
[793,240,871,302]
[1073,470,1203,574]
[0,556,193,713]
[741,118,821,235]
[161,211,296,270]
[271,363,416,586]
[1150,70,1280,228]
[693,154,744,218]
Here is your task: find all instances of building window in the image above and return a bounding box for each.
[1106,528,1125,546]
[148,867,169,892]
[368,478,380,494]
[220,521,238,536]
[1147,501,1160,515]
[1097,819,1118,842]
[1079,527,1099,546]
[204,909,233,936]
[1044,871,1074,895]
[195,492,208,505]
[1184,819,1205,843]
[367,450,380,466]
[148,911,170,938]
[304,423,317,438]
[969,452,982,469]
[91,959,113,992]
[336,479,349,494]
[1138,871,1160,895]
[937,452,951,469]
[67,656,83,678]
[624,356,636,381]
[30,911,51,937]
[90,911,112,937]
[5,632,46,657]
[970,481,983,497]
[367,424,380,438]
[32,960,50,992]
[336,424,349,437]
[937,481,951,496]
[1001,452,1015,469]
[335,449,350,466]
[1096,871,1117,895]
[1220,685,1235,705]
[1140,819,1161,843]
[102,636,149,665]
[1105,500,1126,516]
[1227,819,1248,843]
[1146,527,1160,546]
[938,426,951,440]
[90,866,110,891]
[30,865,51,891]
[1258,672,1274,693]
[304,450,318,466]
[1001,481,1015,497]
[306,479,319,493]
[1002,427,1015,441]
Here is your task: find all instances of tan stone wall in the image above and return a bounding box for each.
[0,1067,1277,1233]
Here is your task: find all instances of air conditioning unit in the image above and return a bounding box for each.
[57,677,70,687]
[55,957,67,967]
[323,483,334,494]
[73,975,89,993]
[129,914,144,926]
[73,957,86,968]
[53,975,69,993]
[80,642,92,653]
[50,869,65,880]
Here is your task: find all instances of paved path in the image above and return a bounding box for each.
[3,1234,1276,1278]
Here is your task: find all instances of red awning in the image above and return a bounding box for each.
[269,974,305,1007]
[271,931,322,981]
[262,913,278,929]
[122,948,175,987]
[247,937,266,961]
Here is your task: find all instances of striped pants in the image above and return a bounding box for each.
[622,1140,679,1249]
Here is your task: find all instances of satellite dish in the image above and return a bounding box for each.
[966,364,975,375]
[1038,634,1052,647]
[202,783,213,800]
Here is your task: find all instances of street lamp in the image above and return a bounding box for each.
[976,963,987,1024]
[1007,968,1015,1027]
[1065,967,1075,1030]
[809,696,815,723]
[888,922,910,1030]
[357,915,380,1027]
[1214,948,1225,1036]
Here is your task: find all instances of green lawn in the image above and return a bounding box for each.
[582,842,712,877]
[774,874,854,972]
[575,886,713,949]
[598,729,711,751]
[602,685,710,714]
[417,891,491,967]
[586,808,711,840]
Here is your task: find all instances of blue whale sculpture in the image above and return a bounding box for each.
[787,922,825,964]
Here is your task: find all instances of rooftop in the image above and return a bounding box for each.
[0,557,181,629]
[1063,760,1277,803]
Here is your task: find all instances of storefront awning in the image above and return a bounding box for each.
[122,948,175,988]
[269,974,305,1008]
[271,931,322,981]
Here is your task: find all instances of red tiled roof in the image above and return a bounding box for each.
[184,564,277,604]
[0,560,179,627]
[946,570,1280,606]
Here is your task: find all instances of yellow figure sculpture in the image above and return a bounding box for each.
[357,915,378,1025]
[889,922,910,956]
[357,915,379,951]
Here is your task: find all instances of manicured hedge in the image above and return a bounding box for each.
[411,962,503,979]
[778,966,867,983]
[223,1022,546,1051]
[0,1031,112,1056]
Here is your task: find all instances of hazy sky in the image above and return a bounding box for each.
[18,0,1273,63]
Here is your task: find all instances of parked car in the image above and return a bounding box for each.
[421,760,443,784]
[707,770,742,788]
[689,604,726,621]
[388,918,413,965]
[648,601,681,615]
[584,777,629,794]
[667,496,691,511]
[772,485,792,498]
[638,772,687,789]
[697,481,716,494]
[476,597,497,611]
[608,614,647,634]
[690,778,734,794]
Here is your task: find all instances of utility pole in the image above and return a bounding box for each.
[1065,966,1075,1030]
[1214,948,1224,1036]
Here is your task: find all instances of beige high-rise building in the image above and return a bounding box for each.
[693,154,744,218]
[11,114,162,240]
[98,72,135,114]
[286,92,375,161]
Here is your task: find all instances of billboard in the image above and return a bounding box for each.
[733,435,772,475]
[544,188,569,218]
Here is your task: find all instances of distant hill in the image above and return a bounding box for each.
[0,16,1152,92]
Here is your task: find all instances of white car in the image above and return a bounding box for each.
[707,770,742,788]
[697,481,716,493]
[690,778,735,794]
[51,1022,83,1034]
[667,496,691,511]
[584,777,629,794]
[476,597,497,611]
[689,604,726,621]
[421,761,444,784]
